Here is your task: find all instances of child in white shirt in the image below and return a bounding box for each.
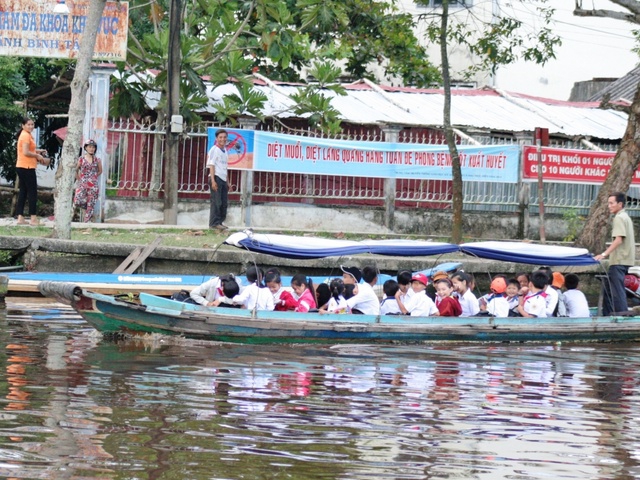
[562,273,591,318]
[395,273,439,317]
[323,278,349,314]
[451,271,480,316]
[380,279,401,315]
[516,271,548,318]
[478,276,510,317]
[505,278,521,311]
[226,265,274,311]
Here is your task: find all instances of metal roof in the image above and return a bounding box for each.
[143,72,629,140]
[588,66,640,104]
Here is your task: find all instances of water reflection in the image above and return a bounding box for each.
[2,299,640,478]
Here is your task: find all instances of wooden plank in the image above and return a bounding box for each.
[112,236,163,274]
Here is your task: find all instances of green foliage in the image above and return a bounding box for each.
[212,83,268,123]
[0,57,65,182]
[422,1,561,78]
[112,0,440,133]
[562,210,585,242]
[0,250,12,266]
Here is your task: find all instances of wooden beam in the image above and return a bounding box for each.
[112,236,163,274]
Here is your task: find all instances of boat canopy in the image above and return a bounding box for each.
[225,232,459,259]
[459,241,597,266]
[225,232,598,266]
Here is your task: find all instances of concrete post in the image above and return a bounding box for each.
[381,124,403,231]
[83,65,115,223]
[237,116,260,227]
[515,131,533,239]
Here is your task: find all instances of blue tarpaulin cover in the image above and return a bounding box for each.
[225,232,598,266]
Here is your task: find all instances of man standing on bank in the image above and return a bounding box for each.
[207,129,229,230]
[595,192,636,315]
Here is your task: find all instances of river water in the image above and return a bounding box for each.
[2,298,640,479]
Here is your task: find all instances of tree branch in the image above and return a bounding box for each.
[196,0,257,72]
[128,31,150,64]
[573,7,639,23]
[30,83,71,104]
[610,0,640,16]
[599,93,632,114]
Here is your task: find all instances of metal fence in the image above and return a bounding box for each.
[105,119,636,214]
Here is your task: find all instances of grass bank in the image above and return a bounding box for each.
[2,225,228,249]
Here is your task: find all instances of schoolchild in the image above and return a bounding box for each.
[228,265,275,311]
[451,271,480,317]
[551,271,567,317]
[265,269,298,311]
[434,277,462,317]
[516,270,549,318]
[537,267,559,317]
[316,283,332,311]
[344,284,357,300]
[477,276,510,317]
[397,270,414,304]
[322,278,349,314]
[395,273,439,316]
[562,273,591,318]
[291,274,318,313]
[189,273,242,306]
[505,278,521,311]
[215,278,241,308]
[380,279,401,315]
[516,272,530,290]
[343,265,380,315]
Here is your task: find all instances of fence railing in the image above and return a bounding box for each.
[104,119,638,215]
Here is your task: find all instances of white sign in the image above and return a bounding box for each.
[0,1,128,60]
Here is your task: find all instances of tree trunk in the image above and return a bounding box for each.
[52,0,107,239]
[440,0,463,244]
[576,82,640,253]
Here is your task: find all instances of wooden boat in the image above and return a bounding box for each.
[4,272,211,296]
[33,233,638,344]
[3,260,461,297]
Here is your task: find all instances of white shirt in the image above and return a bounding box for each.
[206,144,228,182]
[563,289,591,318]
[400,288,414,304]
[190,276,243,306]
[189,277,223,305]
[457,289,480,317]
[544,285,559,316]
[380,296,401,315]
[232,283,274,311]
[346,282,380,315]
[481,294,510,317]
[404,290,439,317]
[326,296,348,313]
[523,291,547,318]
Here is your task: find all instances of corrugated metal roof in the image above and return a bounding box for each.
[141,72,629,140]
[588,66,640,104]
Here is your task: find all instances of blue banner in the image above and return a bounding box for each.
[210,128,520,183]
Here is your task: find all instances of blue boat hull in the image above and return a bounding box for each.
[39,282,640,344]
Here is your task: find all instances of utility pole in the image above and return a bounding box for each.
[164,0,183,224]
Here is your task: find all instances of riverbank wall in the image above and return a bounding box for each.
[0,233,610,301]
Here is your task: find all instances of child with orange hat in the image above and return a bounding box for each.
[477,276,510,317]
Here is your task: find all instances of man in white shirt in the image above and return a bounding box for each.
[207,129,229,231]
[342,265,380,315]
